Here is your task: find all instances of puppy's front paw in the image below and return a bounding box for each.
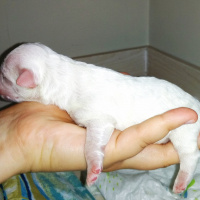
[86,165,102,186]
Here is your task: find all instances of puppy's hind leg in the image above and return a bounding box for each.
[170,126,200,194]
[172,150,199,194]
[84,117,116,186]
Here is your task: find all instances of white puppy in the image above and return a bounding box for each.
[0,43,199,193]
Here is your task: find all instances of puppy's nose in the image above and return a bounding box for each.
[0,87,4,96]
[0,76,3,85]
[0,84,2,94]
[0,83,6,96]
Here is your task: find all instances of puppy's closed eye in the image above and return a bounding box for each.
[2,73,12,86]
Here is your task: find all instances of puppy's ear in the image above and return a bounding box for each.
[16,69,37,88]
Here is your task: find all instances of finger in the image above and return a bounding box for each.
[106,107,197,163]
[104,142,178,171]
[136,107,198,146]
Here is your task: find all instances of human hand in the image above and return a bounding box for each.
[0,102,198,183]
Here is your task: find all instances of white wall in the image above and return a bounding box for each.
[1,1,200,67]
[0,0,149,57]
[149,0,200,67]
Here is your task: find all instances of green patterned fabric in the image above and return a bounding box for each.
[0,172,95,200]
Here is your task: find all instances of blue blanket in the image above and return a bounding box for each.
[0,172,95,200]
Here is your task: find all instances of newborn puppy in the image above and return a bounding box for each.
[0,43,200,193]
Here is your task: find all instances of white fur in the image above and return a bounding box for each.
[0,43,200,193]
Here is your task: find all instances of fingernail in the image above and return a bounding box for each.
[185,120,196,124]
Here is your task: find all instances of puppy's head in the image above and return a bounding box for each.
[0,43,50,102]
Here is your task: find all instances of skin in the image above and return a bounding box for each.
[0,102,198,184]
